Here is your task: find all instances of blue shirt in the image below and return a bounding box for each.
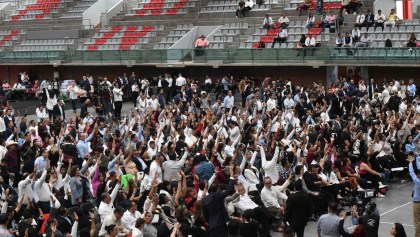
[410,84,416,96]
[409,161,420,202]
[195,162,215,181]
[405,143,417,154]
[34,156,47,172]
[76,132,94,159]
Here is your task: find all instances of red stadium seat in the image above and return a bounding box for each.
[87,45,99,51]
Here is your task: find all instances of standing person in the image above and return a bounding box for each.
[202,164,235,237]
[52,99,65,121]
[113,83,124,119]
[67,81,79,113]
[79,75,90,104]
[358,202,380,237]
[284,179,313,237]
[40,79,49,104]
[317,202,341,237]
[407,153,420,237]
[131,82,139,107]
[45,89,57,121]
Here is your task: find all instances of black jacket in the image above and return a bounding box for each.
[53,104,65,120]
[202,178,235,230]
[284,191,313,228]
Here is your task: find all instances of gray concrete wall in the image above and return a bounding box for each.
[26,30,80,40]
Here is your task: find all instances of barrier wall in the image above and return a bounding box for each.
[82,0,122,28]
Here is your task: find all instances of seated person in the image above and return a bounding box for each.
[339,0,350,14]
[357,32,372,47]
[365,9,375,30]
[194,35,209,56]
[374,9,386,31]
[278,14,290,28]
[236,0,245,18]
[328,11,336,27]
[304,34,316,56]
[407,33,417,48]
[335,33,344,47]
[347,0,362,14]
[241,0,253,17]
[351,25,361,42]
[298,0,313,16]
[271,28,287,48]
[305,13,315,29]
[320,11,330,30]
[257,40,266,48]
[385,38,393,47]
[355,10,366,29]
[357,151,386,197]
[262,14,274,33]
[384,8,400,28]
[343,32,353,55]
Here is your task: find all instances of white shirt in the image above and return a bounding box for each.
[18,177,33,205]
[356,14,365,24]
[36,108,48,122]
[113,88,123,102]
[223,95,234,109]
[0,117,5,133]
[234,194,258,213]
[305,37,316,47]
[148,161,162,185]
[375,13,386,23]
[245,0,253,8]
[166,77,173,87]
[278,16,289,23]
[283,98,295,109]
[99,213,128,236]
[121,210,142,230]
[34,170,51,202]
[175,76,186,87]
[98,183,120,222]
[261,147,279,183]
[261,186,285,209]
[68,85,79,100]
[147,98,159,111]
[266,98,277,111]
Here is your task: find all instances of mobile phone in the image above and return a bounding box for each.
[346,211,352,216]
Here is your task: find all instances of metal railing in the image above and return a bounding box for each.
[0,47,419,65]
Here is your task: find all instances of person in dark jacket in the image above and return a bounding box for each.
[202,164,235,237]
[52,99,66,121]
[80,99,91,119]
[358,202,380,237]
[284,179,313,237]
[18,211,43,237]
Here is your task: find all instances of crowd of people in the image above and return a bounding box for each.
[0,70,417,237]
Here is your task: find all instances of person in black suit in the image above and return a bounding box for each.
[368,78,377,99]
[284,179,313,237]
[295,96,306,119]
[53,99,65,121]
[80,99,90,119]
[202,164,235,237]
[365,9,375,30]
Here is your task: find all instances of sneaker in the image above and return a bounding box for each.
[357,187,365,191]
[379,184,388,189]
[377,193,386,198]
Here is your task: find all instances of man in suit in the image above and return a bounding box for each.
[202,164,235,237]
[368,78,377,99]
[80,99,90,119]
[53,99,65,121]
[284,179,313,237]
[365,9,375,30]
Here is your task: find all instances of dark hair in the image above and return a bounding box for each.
[394,223,407,237]
[294,179,303,191]
[70,165,79,177]
[328,202,338,212]
[105,224,116,234]
[135,218,145,228]
[0,213,8,225]
[295,165,303,174]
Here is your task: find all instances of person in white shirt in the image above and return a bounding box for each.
[98,181,121,222]
[34,161,51,213]
[261,146,280,184]
[262,14,274,33]
[357,32,372,47]
[351,25,360,41]
[113,83,124,119]
[261,176,287,232]
[283,93,295,110]
[175,74,186,92]
[278,14,290,28]
[67,80,79,113]
[35,104,48,123]
[223,90,234,109]
[374,9,386,31]
[271,28,287,48]
[355,10,366,29]
[147,94,159,112]
[305,13,315,29]
[148,154,164,186]
[121,202,142,230]
[266,94,277,111]
[304,34,316,56]
[99,207,129,236]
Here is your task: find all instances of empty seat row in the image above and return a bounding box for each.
[176,24,194,30]
[14,45,68,51]
[209,36,234,42]
[84,38,150,44]
[139,0,195,3]
[208,43,225,49]
[20,39,75,45]
[78,44,143,50]
[222,22,249,29]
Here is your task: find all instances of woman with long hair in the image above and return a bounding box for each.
[192,200,208,237]
[357,150,385,197]
[104,224,118,237]
[390,223,407,237]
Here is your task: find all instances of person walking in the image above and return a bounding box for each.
[317,202,341,237]
[407,153,420,237]
[284,179,313,237]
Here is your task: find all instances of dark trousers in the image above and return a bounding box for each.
[375,22,384,31]
[240,6,251,17]
[71,99,77,112]
[38,201,50,214]
[132,91,139,107]
[114,101,122,118]
[210,225,228,237]
[48,109,53,121]
[253,207,272,237]
[271,37,286,48]
[291,226,305,237]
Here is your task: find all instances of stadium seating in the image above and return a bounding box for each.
[0,30,21,49]
[13,39,75,51]
[9,0,72,21]
[284,0,342,11]
[79,25,164,51]
[127,0,196,16]
[200,0,276,13]
[154,24,193,49]
[60,0,98,18]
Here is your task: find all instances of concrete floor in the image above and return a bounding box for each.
[10,99,417,237]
